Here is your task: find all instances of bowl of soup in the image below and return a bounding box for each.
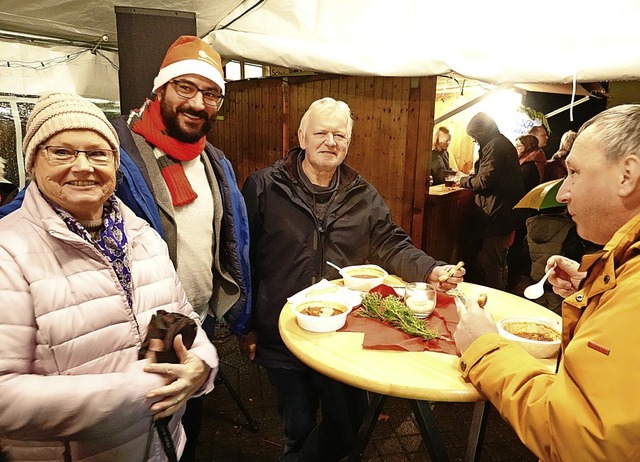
[292,300,351,332]
[339,264,388,291]
[497,316,562,359]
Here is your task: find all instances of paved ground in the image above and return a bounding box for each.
[194,324,539,462]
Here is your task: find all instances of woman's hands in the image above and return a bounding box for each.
[546,255,586,298]
[144,334,211,420]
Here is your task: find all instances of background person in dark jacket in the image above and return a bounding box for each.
[459,112,526,290]
[509,133,547,289]
[240,97,465,462]
[515,134,547,192]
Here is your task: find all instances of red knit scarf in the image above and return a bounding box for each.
[129,99,205,206]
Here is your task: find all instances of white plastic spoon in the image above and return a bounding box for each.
[523,264,556,300]
[326,261,343,272]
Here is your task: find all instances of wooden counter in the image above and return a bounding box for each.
[423,185,474,264]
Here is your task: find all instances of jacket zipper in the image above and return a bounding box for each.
[47,229,143,338]
[273,165,367,282]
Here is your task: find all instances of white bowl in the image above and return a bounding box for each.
[339,264,388,292]
[497,316,562,359]
[291,299,352,333]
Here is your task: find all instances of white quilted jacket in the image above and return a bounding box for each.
[0,183,218,461]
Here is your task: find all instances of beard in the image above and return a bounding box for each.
[160,100,214,143]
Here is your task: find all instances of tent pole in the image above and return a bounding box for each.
[545,96,591,119]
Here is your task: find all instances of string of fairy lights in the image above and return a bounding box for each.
[1,47,119,71]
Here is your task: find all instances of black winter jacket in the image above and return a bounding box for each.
[461,113,526,239]
[242,148,444,369]
[430,149,451,185]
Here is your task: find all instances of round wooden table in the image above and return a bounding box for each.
[280,280,559,400]
[279,279,561,461]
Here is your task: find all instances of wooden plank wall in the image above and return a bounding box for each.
[211,78,284,181]
[209,74,437,247]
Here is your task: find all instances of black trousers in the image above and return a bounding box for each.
[266,366,368,462]
[476,233,512,291]
[179,316,217,462]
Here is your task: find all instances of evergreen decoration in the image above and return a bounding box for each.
[518,105,551,135]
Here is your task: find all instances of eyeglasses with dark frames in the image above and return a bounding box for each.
[169,79,224,108]
[40,146,116,166]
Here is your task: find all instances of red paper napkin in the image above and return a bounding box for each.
[338,284,460,355]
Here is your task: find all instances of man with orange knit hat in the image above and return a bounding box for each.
[110,35,251,462]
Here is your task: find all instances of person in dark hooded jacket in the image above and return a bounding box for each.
[459,112,526,290]
[240,97,465,462]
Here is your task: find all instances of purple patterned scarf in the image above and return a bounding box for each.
[44,194,133,308]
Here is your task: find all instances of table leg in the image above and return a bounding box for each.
[347,393,387,462]
[463,401,490,462]
[410,400,450,462]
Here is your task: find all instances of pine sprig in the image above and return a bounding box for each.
[357,292,440,341]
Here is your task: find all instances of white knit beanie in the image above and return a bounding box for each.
[23,93,120,175]
[152,35,225,94]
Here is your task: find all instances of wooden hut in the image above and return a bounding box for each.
[209,73,437,249]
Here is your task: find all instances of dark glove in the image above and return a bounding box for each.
[139,310,197,363]
[139,310,198,462]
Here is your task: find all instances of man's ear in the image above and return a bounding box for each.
[156,86,165,102]
[298,128,306,149]
[619,154,640,198]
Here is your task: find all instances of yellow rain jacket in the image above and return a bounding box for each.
[459,213,640,462]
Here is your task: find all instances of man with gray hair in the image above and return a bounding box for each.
[241,97,465,461]
[454,104,640,461]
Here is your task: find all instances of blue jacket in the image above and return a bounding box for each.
[1,117,252,335]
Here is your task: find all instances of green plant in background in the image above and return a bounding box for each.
[518,105,551,135]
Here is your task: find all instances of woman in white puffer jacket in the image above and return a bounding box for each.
[0,93,218,461]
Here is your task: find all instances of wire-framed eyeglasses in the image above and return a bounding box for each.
[170,79,224,108]
[40,146,116,166]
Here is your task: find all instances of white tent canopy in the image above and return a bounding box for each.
[2,0,640,101]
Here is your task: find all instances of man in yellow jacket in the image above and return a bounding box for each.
[454,104,640,462]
